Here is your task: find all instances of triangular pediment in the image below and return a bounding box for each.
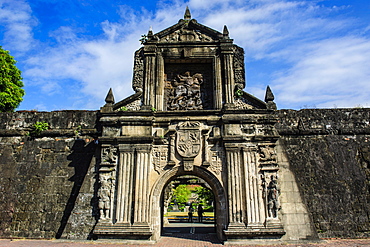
[149,19,223,43]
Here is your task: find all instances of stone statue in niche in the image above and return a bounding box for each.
[267,175,280,218]
[167,72,203,110]
[98,174,114,220]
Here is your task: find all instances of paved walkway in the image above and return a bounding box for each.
[0,223,369,247]
[0,238,370,247]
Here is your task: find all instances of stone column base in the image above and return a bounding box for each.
[224,223,285,240]
[94,222,152,240]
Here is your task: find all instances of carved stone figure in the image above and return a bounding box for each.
[267,175,280,218]
[99,174,113,220]
[102,147,118,164]
[167,72,203,110]
[259,145,276,162]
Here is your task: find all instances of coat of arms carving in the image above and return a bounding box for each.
[176,121,201,158]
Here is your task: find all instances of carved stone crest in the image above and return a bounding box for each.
[176,128,201,158]
[176,122,201,158]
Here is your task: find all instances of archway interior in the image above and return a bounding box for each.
[161,175,216,236]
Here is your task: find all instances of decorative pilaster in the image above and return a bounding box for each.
[242,147,265,228]
[133,145,151,225]
[142,46,156,109]
[155,53,164,111]
[214,56,223,109]
[116,145,135,225]
[225,145,246,229]
[98,145,118,223]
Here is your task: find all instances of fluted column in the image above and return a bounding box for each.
[133,145,151,225]
[155,53,164,111]
[225,145,245,227]
[143,46,156,108]
[242,147,265,228]
[116,145,135,224]
[222,52,235,105]
[214,56,223,109]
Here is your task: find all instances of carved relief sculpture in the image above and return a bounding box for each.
[266,175,280,218]
[98,174,114,220]
[167,72,204,110]
[259,145,277,164]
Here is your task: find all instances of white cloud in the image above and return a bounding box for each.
[273,36,370,108]
[0,0,37,53]
[2,0,369,110]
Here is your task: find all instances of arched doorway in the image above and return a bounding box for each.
[161,175,215,237]
[150,165,227,242]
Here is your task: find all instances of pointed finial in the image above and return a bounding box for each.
[105,88,115,105]
[223,25,229,38]
[265,86,277,110]
[184,6,191,20]
[147,26,153,37]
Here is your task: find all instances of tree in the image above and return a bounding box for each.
[0,46,24,112]
[172,184,191,204]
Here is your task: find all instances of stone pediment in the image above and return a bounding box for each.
[152,20,222,43]
[144,7,223,44]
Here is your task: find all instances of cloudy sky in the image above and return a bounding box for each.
[1,0,369,111]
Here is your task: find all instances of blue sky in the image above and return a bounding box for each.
[1,0,369,111]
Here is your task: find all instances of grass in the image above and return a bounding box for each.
[165,212,214,217]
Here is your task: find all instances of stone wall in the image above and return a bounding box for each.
[0,109,369,239]
[276,109,370,238]
[0,111,99,239]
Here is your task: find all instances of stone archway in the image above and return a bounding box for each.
[150,165,227,241]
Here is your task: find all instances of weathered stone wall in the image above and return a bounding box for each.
[276,109,370,238]
[0,111,99,239]
[0,109,369,239]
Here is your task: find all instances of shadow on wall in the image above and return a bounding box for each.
[55,138,99,239]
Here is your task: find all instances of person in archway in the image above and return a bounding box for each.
[197,204,204,223]
[188,203,194,223]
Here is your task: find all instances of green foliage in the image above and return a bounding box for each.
[235,89,243,98]
[172,184,191,204]
[0,46,25,112]
[192,186,214,206]
[30,121,49,136]
[119,106,128,111]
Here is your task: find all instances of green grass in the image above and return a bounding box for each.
[165,212,214,217]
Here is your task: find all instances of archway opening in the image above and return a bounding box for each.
[150,166,227,242]
[161,175,216,236]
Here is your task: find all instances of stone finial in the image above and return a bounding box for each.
[223,25,229,38]
[264,85,277,110]
[105,88,115,105]
[147,26,153,38]
[265,86,275,102]
[184,6,191,20]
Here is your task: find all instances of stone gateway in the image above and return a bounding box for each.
[94,8,315,243]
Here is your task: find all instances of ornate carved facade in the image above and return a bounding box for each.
[95,8,287,243]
